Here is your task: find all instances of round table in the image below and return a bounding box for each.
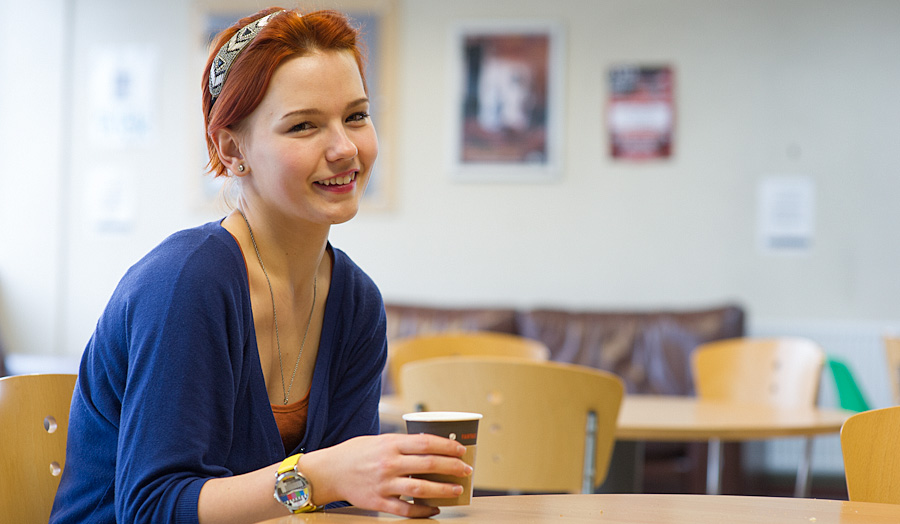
[257,493,900,523]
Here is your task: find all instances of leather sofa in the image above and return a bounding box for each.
[384,303,744,395]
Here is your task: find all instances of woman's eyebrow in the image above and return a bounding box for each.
[280,98,370,120]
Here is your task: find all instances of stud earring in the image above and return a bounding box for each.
[238,164,245,173]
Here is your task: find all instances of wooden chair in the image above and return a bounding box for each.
[691,337,825,496]
[0,373,78,523]
[401,356,624,494]
[884,336,900,406]
[387,331,550,395]
[841,405,900,504]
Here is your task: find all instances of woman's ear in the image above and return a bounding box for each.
[211,128,247,175]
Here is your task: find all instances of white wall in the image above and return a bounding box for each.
[1,0,899,358]
[59,0,207,355]
[0,0,67,355]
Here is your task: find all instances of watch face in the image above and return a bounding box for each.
[275,471,311,510]
[279,475,308,493]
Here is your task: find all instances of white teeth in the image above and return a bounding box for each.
[318,172,356,186]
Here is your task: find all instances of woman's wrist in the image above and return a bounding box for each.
[198,462,285,524]
[296,449,335,507]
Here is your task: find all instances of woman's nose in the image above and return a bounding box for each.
[325,127,358,162]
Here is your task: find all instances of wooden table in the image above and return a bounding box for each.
[380,394,852,496]
[256,493,900,523]
[617,395,852,496]
[617,395,850,441]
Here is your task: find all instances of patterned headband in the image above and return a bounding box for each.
[209,11,285,101]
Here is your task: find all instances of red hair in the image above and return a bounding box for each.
[202,8,368,177]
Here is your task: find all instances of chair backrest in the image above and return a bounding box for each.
[884,336,900,406]
[401,356,624,494]
[0,373,78,523]
[387,331,550,394]
[691,337,825,408]
[841,406,900,504]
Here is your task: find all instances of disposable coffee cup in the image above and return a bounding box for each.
[402,411,482,506]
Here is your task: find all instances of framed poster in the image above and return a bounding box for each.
[449,21,565,182]
[607,65,675,160]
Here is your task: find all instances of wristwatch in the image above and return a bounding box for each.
[274,454,318,514]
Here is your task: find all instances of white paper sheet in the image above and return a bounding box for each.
[757,175,815,253]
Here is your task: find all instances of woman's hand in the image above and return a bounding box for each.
[300,433,473,518]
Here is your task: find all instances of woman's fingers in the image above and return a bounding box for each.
[392,452,474,479]
[375,497,440,519]
[391,474,464,499]
[394,433,467,457]
[373,477,462,518]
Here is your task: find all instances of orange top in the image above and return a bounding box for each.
[271,388,310,454]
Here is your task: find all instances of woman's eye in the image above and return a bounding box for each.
[290,122,314,133]
[347,112,370,123]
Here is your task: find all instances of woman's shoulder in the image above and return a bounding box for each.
[154,219,238,258]
[139,219,236,262]
[119,220,244,294]
[329,245,382,300]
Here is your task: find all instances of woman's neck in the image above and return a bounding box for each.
[223,207,329,293]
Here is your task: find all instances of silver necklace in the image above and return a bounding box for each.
[237,209,317,405]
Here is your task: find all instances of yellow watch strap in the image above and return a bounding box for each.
[278,453,302,475]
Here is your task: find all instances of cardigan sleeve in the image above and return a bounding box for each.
[112,234,270,524]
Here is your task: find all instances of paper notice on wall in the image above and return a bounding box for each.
[757,175,815,253]
[85,165,136,232]
[87,44,159,148]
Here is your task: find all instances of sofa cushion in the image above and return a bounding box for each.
[515,305,745,395]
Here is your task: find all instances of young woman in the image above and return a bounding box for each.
[51,8,469,523]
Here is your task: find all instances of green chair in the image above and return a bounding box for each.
[827,357,870,413]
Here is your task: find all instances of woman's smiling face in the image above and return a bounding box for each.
[236,49,378,225]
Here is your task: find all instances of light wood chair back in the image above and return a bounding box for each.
[388,331,550,394]
[691,337,825,408]
[884,336,900,406]
[0,373,78,523]
[841,406,900,504]
[691,337,825,496]
[401,356,624,494]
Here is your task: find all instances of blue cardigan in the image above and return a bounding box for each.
[51,221,387,524]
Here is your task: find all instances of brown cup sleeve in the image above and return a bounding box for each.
[406,418,479,445]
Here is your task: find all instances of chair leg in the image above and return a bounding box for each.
[632,441,646,493]
[706,438,723,495]
[582,411,597,494]
[794,437,813,498]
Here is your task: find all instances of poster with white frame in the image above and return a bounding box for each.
[448,21,565,182]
